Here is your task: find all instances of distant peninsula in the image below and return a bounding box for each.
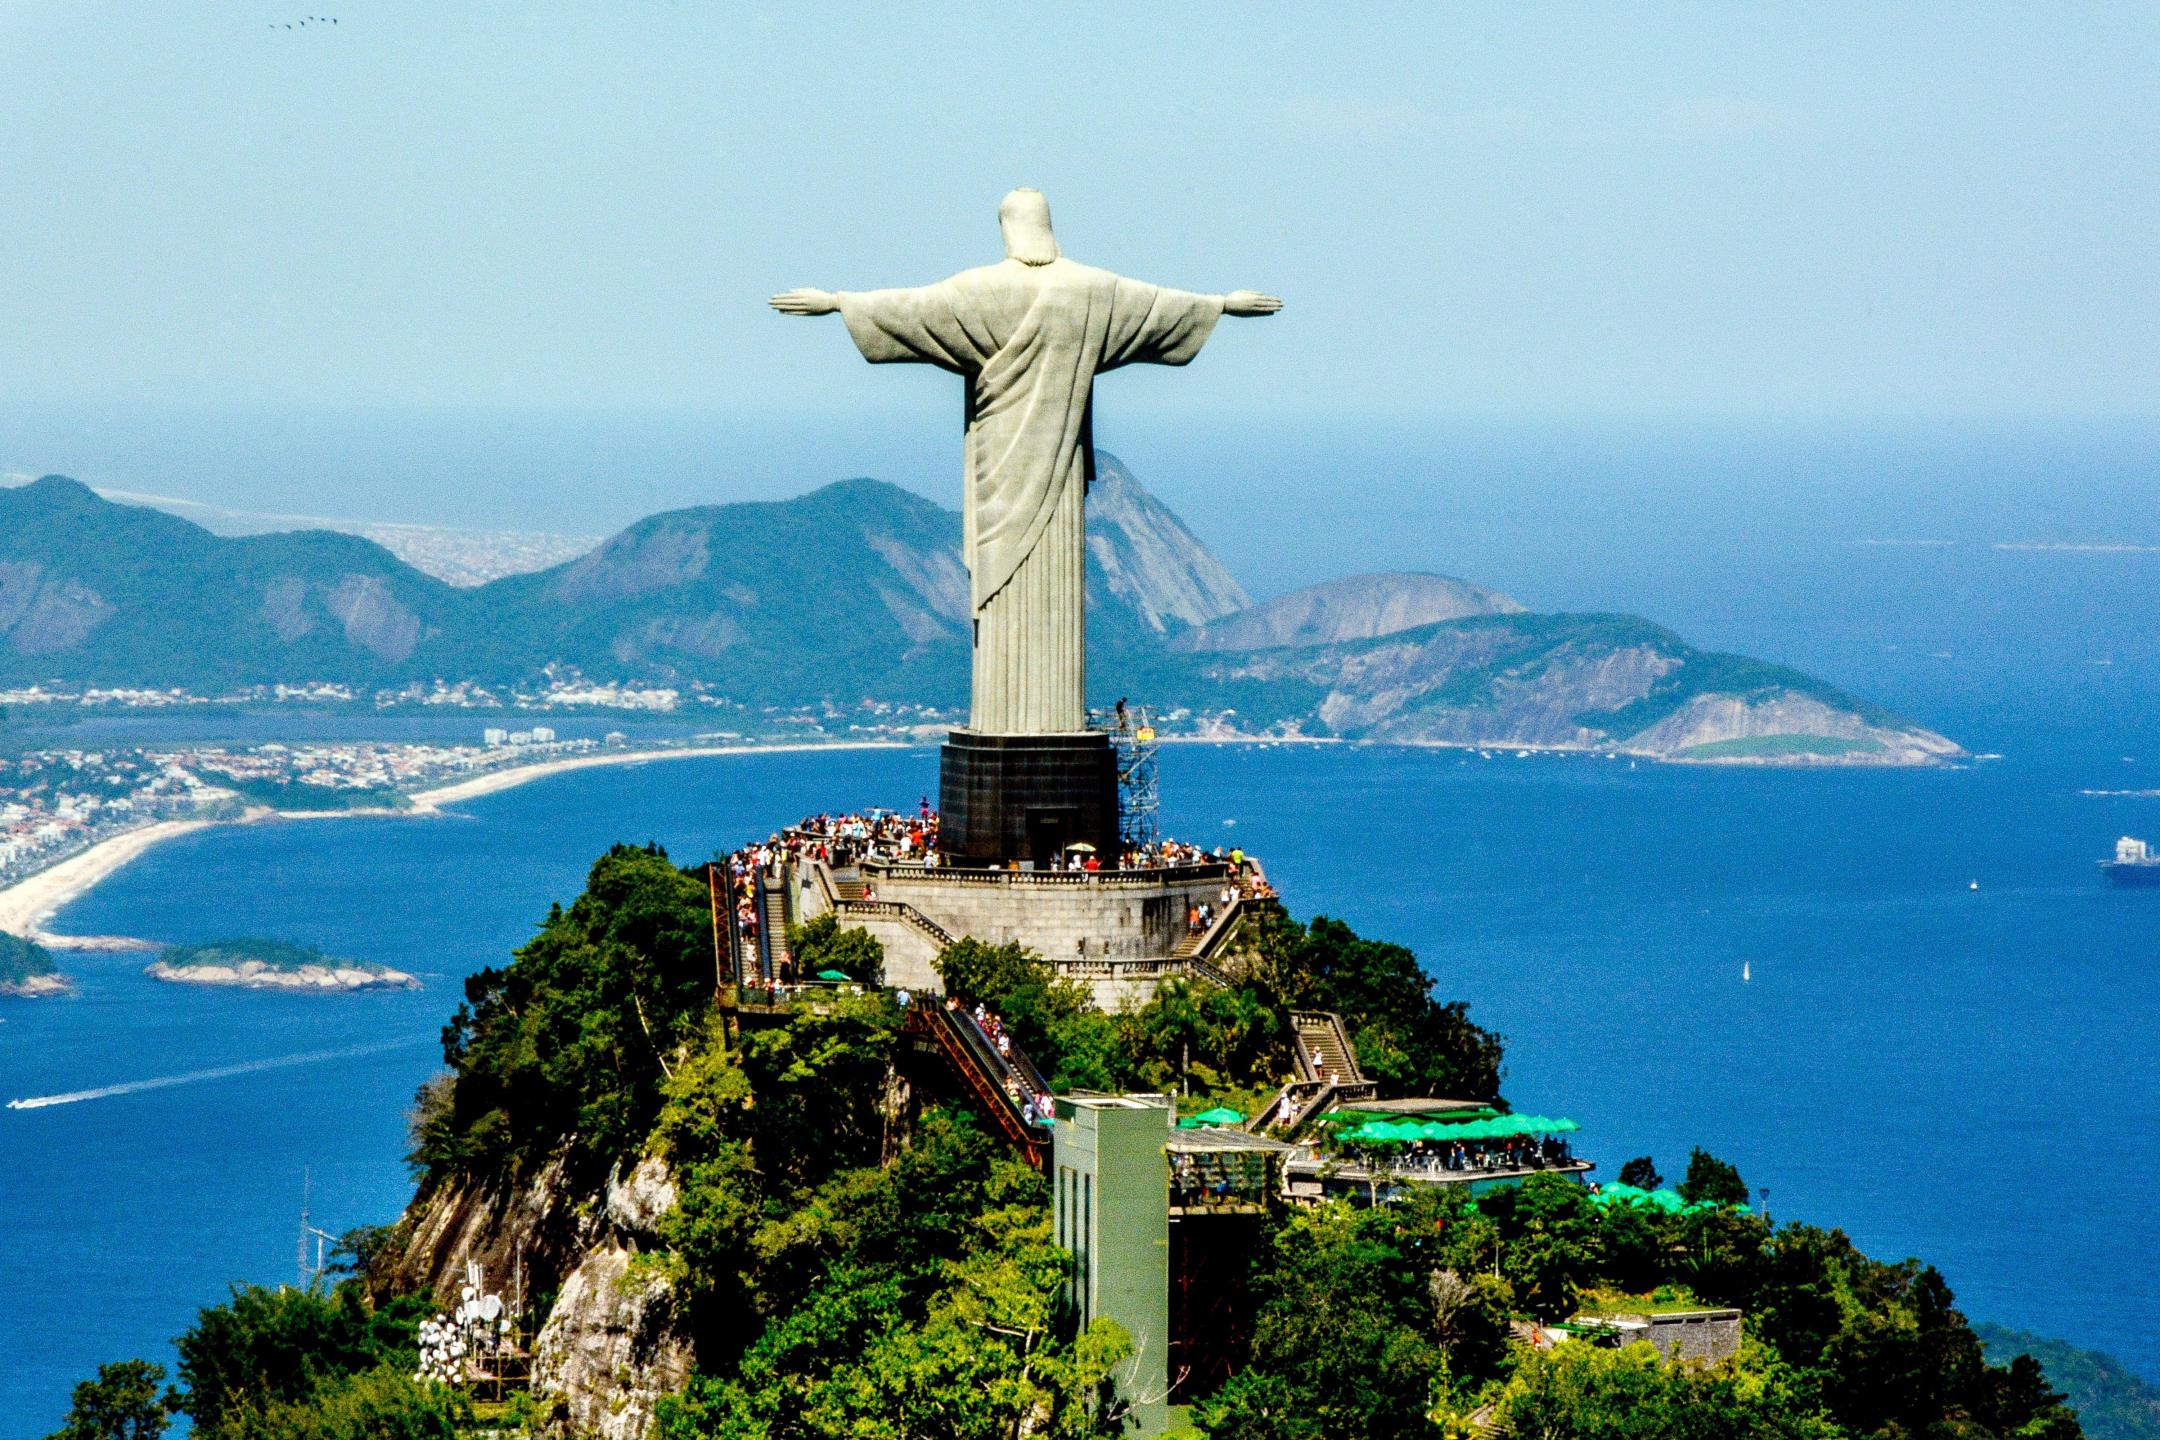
[146,938,419,992]
[0,931,67,997]
[0,455,1961,765]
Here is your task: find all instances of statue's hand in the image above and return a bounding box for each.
[1224,290,1283,317]
[770,288,840,316]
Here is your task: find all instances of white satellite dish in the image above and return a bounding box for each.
[480,1293,504,1323]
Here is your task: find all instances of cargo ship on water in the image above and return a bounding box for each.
[2101,836,2160,887]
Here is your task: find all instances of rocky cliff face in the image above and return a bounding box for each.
[1198,612,1964,761]
[1086,451,1251,633]
[1176,571,1522,653]
[1,463,1959,764]
[382,1155,692,1440]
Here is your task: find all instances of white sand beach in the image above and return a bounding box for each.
[0,739,914,943]
[407,739,907,809]
[0,819,215,942]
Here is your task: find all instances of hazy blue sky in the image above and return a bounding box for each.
[4,0,2159,630]
[6,2,2157,421]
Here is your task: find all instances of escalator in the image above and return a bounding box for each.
[902,1002,1053,1168]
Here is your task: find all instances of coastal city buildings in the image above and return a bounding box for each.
[0,737,567,890]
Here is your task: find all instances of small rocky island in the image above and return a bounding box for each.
[0,931,67,997]
[147,938,419,992]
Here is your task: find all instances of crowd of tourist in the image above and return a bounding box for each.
[787,800,941,866]
[932,992,1055,1129]
[1335,1134,1578,1176]
[713,803,944,977]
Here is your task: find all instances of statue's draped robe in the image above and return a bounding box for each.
[840,259,1222,733]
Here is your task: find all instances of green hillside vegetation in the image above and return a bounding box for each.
[50,846,2073,1433]
[0,475,1940,755]
[0,930,58,985]
[1977,1325,2160,1440]
[1677,734,1887,760]
[214,775,408,811]
[463,478,975,705]
[1589,647,1903,739]
[0,477,461,688]
[50,843,2082,1435]
[161,938,349,972]
[1328,611,1889,743]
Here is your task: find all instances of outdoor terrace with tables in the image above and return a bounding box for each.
[1283,1107,1593,1204]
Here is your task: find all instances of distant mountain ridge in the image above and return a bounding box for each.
[1176,571,1522,652]
[0,471,596,587]
[0,459,1962,762]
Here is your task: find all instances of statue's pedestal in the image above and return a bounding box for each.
[939,729,1119,866]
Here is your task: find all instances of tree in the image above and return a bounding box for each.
[326,1224,399,1279]
[1480,1173,1604,1323]
[788,913,885,986]
[1678,1147,1748,1207]
[1119,979,1286,1095]
[44,1361,172,1440]
[1617,1156,1663,1190]
[423,844,714,1180]
[1499,1342,1842,1440]
[932,938,1111,1088]
[1255,915,1504,1099]
[231,1368,467,1440]
[1198,1203,1447,1440]
[173,1281,429,1439]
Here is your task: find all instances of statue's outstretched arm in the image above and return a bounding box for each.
[770,288,839,316]
[1223,290,1283,316]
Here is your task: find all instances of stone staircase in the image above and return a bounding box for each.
[1293,1011,1363,1086]
[758,871,793,979]
[1254,1011,1377,1135]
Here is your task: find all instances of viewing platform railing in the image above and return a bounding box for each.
[860,858,1234,888]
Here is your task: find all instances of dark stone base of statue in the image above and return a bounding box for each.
[939,730,1120,867]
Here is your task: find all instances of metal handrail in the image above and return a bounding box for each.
[904,1005,1048,1166]
[860,859,1233,888]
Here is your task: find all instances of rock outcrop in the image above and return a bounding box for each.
[1177,571,1521,652]
[1086,452,1251,633]
[383,1154,691,1440]
[530,1245,693,1440]
[1198,613,1964,763]
[146,958,419,990]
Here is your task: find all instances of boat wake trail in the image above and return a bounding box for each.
[7,1038,423,1110]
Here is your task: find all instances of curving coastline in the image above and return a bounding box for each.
[0,741,911,948]
[406,740,904,810]
[0,820,216,946]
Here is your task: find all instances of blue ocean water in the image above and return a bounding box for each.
[3,732,2158,1432]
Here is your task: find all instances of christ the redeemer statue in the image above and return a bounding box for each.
[772,188,1279,737]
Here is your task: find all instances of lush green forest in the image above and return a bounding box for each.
[1976,1327,2160,1440]
[158,938,344,973]
[0,476,1931,755]
[0,929,59,987]
[47,845,2092,1439]
[214,777,408,812]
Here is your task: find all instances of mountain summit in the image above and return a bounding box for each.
[0,463,1960,762]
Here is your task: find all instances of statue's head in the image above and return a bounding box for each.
[999,188,1060,266]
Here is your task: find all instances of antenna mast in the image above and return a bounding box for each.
[296,1167,336,1288]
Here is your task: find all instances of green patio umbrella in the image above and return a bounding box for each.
[1190,1106,1245,1126]
[816,969,852,982]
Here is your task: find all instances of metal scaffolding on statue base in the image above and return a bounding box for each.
[1092,699,1160,854]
